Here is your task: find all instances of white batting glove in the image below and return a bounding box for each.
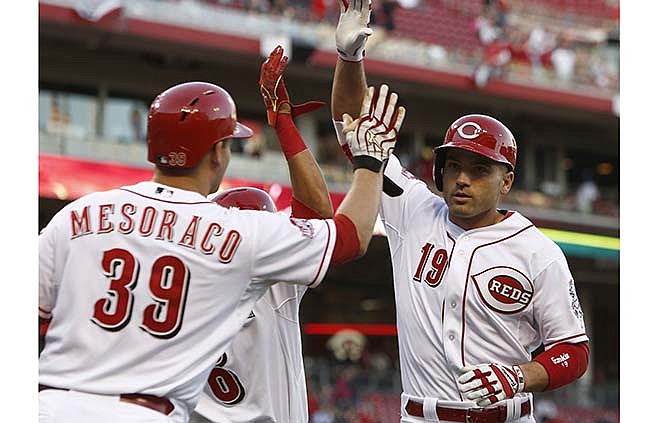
[342,84,406,172]
[457,363,526,407]
[336,0,373,62]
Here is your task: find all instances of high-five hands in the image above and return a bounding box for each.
[342,84,406,172]
[457,363,526,407]
[336,0,373,62]
[259,45,324,127]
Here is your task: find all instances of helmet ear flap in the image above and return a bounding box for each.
[433,151,446,192]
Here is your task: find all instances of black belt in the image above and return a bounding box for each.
[38,384,175,416]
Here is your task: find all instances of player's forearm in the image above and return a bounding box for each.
[274,110,334,218]
[518,361,549,392]
[520,341,589,392]
[335,168,383,254]
[331,58,367,120]
[286,150,334,218]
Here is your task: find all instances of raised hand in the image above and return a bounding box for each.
[336,0,373,62]
[259,45,324,127]
[343,84,406,172]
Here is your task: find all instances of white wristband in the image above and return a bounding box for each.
[512,365,526,393]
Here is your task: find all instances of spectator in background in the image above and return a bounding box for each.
[473,33,512,88]
[524,25,553,82]
[576,170,600,214]
[333,366,355,408]
[371,0,399,31]
[534,398,567,423]
[474,7,501,46]
[414,146,435,182]
[588,51,616,89]
[243,128,266,158]
[130,108,144,142]
[48,94,71,135]
[483,0,507,27]
[472,4,512,87]
[311,406,335,423]
[551,35,576,84]
[381,0,398,31]
[311,0,327,20]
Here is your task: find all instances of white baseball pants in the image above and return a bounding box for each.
[39,389,189,423]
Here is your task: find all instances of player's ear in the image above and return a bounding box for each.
[500,169,514,195]
[210,140,230,167]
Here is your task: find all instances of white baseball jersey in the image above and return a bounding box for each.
[334,123,588,407]
[194,282,309,423]
[39,181,335,421]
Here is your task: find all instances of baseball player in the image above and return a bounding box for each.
[38,75,406,422]
[330,2,590,422]
[190,46,334,423]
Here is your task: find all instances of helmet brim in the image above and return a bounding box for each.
[434,142,513,169]
[230,121,254,139]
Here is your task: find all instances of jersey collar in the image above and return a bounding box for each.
[121,181,211,204]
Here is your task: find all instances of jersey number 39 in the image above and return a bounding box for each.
[91,248,189,339]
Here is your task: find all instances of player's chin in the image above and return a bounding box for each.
[446,200,473,215]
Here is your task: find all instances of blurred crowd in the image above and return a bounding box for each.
[471,0,618,89]
[189,0,618,92]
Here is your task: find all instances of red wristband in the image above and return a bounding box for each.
[534,341,590,391]
[275,113,307,159]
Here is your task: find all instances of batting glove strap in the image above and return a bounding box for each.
[457,363,523,407]
[353,155,384,173]
[291,101,326,119]
[336,0,373,62]
[261,80,325,126]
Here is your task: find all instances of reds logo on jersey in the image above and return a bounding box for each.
[472,267,533,314]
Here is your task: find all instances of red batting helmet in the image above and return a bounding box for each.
[212,187,277,213]
[147,81,253,168]
[433,114,517,191]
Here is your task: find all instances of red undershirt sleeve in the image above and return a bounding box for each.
[330,214,360,265]
[290,197,323,219]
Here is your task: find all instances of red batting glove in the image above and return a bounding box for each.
[259,45,325,127]
[457,363,526,407]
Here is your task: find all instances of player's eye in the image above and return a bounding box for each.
[444,161,459,171]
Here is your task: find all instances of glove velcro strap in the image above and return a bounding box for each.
[292,101,326,118]
[353,156,383,173]
[337,48,365,63]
